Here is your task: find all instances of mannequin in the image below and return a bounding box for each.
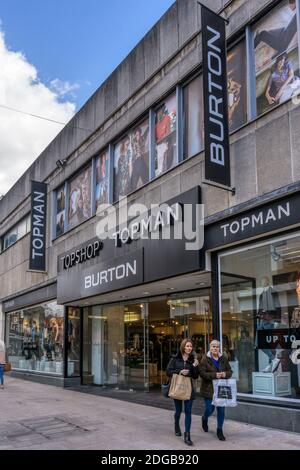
[257,276,281,373]
[235,327,254,392]
[291,278,300,328]
[258,276,281,315]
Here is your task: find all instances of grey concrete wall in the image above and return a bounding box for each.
[1,0,299,302]
[0,0,275,222]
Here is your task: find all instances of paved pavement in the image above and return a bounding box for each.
[0,376,300,450]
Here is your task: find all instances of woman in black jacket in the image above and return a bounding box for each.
[166,338,199,446]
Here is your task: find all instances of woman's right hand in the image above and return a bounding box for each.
[180,369,189,376]
[216,372,223,379]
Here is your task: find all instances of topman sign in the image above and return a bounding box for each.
[29,181,47,272]
[205,192,300,250]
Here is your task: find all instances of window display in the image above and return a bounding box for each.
[183,76,204,159]
[68,165,92,229]
[95,150,109,210]
[227,41,247,131]
[253,0,300,116]
[155,94,177,177]
[6,301,64,374]
[67,307,81,377]
[113,119,149,201]
[56,185,66,237]
[220,233,300,398]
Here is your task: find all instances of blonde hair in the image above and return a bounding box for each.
[180,338,193,355]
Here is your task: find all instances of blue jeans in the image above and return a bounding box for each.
[174,399,193,433]
[203,398,225,429]
[0,364,4,386]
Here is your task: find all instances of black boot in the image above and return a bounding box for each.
[202,417,208,432]
[175,421,181,437]
[217,428,226,441]
[184,432,193,446]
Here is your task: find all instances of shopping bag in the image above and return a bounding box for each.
[212,378,237,407]
[4,362,11,372]
[168,373,192,400]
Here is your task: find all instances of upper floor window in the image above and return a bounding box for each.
[227,40,247,131]
[2,214,30,251]
[56,185,66,237]
[253,0,299,116]
[95,150,109,210]
[114,118,149,201]
[183,75,204,159]
[68,165,92,230]
[155,93,177,177]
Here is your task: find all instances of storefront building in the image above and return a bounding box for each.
[1,0,300,432]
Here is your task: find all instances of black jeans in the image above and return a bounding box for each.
[174,399,193,433]
[254,15,297,55]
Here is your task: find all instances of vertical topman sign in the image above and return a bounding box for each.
[201,5,230,187]
[29,181,47,272]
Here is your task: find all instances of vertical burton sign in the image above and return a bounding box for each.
[201,4,230,187]
[29,181,47,271]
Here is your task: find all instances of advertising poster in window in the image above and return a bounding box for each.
[155,93,177,177]
[184,75,204,159]
[6,301,64,374]
[56,185,66,237]
[227,41,247,131]
[95,150,109,210]
[114,119,149,201]
[68,166,91,229]
[254,0,300,115]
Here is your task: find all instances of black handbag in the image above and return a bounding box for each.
[161,381,170,398]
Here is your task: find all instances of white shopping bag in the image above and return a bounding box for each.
[212,378,237,407]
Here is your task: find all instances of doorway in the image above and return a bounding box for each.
[147,292,212,388]
[81,290,211,390]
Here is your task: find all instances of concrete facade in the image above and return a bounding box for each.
[1,0,300,431]
[1,0,299,301]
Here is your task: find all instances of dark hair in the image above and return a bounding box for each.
[274,53,288,69]
[180,338,193,355]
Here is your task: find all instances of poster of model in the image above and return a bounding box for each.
[56,185,66,237]
[68,166,92,229]
[114,119,149,201]
[95,150,109,210]
[184,75,204,159]
[227,41,247,131]
[155,93,177,177]
[254,0,300,115]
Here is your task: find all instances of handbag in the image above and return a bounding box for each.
[161,381,170,398]
[168,373,192,401]
[4,362,11,372]
[212,378,237,407]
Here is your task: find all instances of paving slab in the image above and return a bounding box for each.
[0,376,299,450]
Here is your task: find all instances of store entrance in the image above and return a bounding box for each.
[148,293,212,388]
[81,290,212,390]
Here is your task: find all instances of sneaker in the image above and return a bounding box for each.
[271,357,280,373]
[262,363,272,373]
